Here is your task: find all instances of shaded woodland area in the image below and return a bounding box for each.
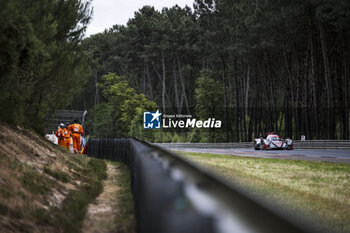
[0,0,92,133]
[1,0,349,142]
[74,0,350,141]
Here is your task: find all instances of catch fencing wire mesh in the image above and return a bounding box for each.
[45,110,86,134]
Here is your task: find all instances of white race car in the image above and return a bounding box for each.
[254,133,293,150]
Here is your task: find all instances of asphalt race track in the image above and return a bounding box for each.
[170,148,350,164]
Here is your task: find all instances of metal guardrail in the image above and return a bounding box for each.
[293,140,350,149]
[154,142,252,149]
[154,140,350,149]
[87,138,322,233]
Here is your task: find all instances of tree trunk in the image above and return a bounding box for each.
[95,71,99,106]
[146,63,153,99]
[266,55,278,132]
[221,55,229,142]
[341,31,349,139]
[319,22,334,139]
[304,40,311,139]
[240,61,245,141]
[161,49,166,113]
[234,58,239,142]
[342,52,349,139]
[284,52,297,139]
[177,55,190,114]
[173,56,180,113]
[310,24,318,138]
[142,64,146,94]
[245,65,250,117]
[151,60,172,110]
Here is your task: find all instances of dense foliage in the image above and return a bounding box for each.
[0,0,92,133]
[2,0,349,141]
[77,0,350,141]
[86,73,157,137]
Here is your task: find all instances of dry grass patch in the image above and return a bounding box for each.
[83,162,135,233]
[0,123,107,233]
[178,152,350,233]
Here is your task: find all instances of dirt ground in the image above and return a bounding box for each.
[0,124,72,216]
[0,123,135,233]
[82,163,123,233]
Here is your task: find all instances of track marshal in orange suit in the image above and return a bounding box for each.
[68,119,83,154]
[55,123,65,147]
[63,122,72,150]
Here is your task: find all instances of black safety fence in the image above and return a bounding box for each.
[87,138,322,233]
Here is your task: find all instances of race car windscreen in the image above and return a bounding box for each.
[269,136,281,141]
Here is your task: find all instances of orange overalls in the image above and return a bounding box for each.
[63,127,72,150]
[55,128,65,147]
[68,123,83,153]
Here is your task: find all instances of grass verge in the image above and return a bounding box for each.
[178,152,350,233]
[44,167,70,183]
[112,162,135,233]
[82,161,135,233]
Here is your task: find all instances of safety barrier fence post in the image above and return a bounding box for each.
[86,138,322,233]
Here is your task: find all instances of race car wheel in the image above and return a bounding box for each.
[253,142,259,150]
[260,143,264,150]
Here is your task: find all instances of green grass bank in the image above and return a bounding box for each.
[178,152,350,233]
